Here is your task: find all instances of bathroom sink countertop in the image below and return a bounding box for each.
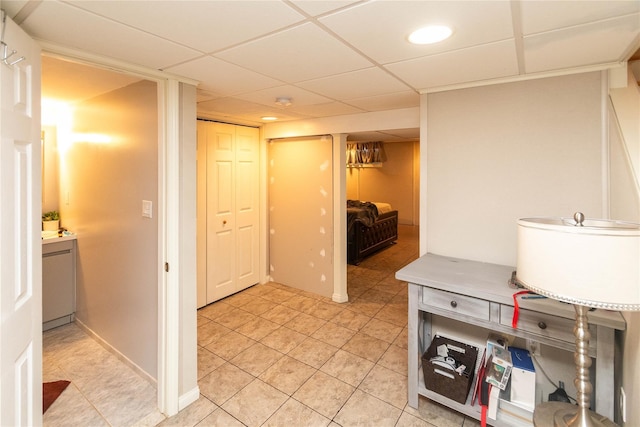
[42,231,77,244]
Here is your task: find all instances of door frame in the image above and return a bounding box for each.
[38,41,198,416]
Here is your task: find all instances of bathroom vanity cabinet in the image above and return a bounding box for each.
[42,236,77,331]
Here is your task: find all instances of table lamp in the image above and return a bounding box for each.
[516,213,640,427]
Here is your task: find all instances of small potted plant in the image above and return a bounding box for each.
[42,210,60,231]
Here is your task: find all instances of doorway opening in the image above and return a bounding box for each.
[41,55,162,424]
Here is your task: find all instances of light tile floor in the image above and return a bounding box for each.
[43,323,164,426]
[44,225,481,426]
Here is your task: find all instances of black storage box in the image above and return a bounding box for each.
[422,335,479,404]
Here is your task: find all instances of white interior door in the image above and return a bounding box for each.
[207,122,236,302]
[0,12,43,426]
[196,121,259,305]
[234,125,259,290]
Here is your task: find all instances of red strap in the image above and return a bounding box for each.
[481,404,487,427]
[512,290,532,328]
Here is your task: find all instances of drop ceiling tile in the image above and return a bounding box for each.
[197,90,221,103]
[21,2,198,70]
[380,128,420,141]
[234,85,332,108]
[386,40,519,90]
[165,56,281,96]
[289,0,361,17]
[72,1,306,54]
[2,1,29,18]
[297,67,412,100]
[246,112,311,124]
[198,97,272,115]
[347,131,390,141]
[520,1,640,35]
[347,129,419,142]
[199,103,309,125]
[319,0,514,64]
[345,91,419,112]
[524,15,640,74]
[216,22,372,83]
[287,102,363,118]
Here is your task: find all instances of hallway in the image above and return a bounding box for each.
[44,225,480,426]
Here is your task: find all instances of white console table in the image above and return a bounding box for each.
[396,253,625,425]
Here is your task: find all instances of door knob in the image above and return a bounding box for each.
[223,220,227,225]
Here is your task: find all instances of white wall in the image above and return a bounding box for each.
[425,72,604,267]
[178,82,198,403]
[61,80,159,378]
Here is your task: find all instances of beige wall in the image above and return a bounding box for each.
[609,71,640,426]
[60,80,159,378]
[424,70,640,424]
[425,72,603,267]
[268,136,334,298]
[346,141,419,225]
[42,125,59,214]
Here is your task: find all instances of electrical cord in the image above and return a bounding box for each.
[531,353,577,403]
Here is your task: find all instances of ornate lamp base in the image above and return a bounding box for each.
[533,402,617,427]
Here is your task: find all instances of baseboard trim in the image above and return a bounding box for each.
[179,386,200,411]
[74,319,156,386]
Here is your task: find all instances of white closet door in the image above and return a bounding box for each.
[234,125,260,290]
[207,122,235,303]
[197,121,259,306]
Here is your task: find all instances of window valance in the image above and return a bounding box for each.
[346,141,384,167]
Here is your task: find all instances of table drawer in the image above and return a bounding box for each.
[421,287,490,321]
[500,305,596,346]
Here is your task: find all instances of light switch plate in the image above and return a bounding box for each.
[142,200,153,218]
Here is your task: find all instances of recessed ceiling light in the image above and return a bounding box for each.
[261,116,278,121]
[408,25,453,45]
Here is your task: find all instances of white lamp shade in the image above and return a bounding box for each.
[517,216,640,310]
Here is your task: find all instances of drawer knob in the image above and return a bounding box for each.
[538,321,547,330]
[450,301,458,308]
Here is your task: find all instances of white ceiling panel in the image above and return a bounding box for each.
[198,97,308,125]
[20,1,199,69]
[71,1,306,55]
[10,0,638,142]
[347,128,419,142]
[165,56,282,96]
[297,67,412,100]
[345,91,420,112]
[216,22,372,83]
[234,85,333,107]
[197,90,219,103]
[198,97,273,115]
[524,15,640,73]
[286,102,363,118]
[386,40,519,90]
[520,1,640,35]
[1,1,29,17]
[289,0,361,17]
[319,0,514,64]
